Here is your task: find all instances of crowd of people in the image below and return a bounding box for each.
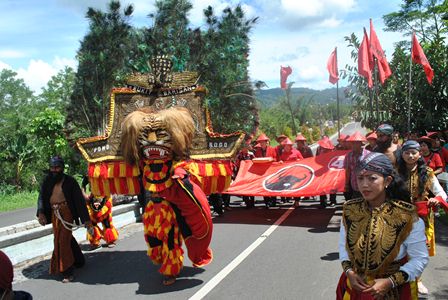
[2,124,448,298]
[225,124,448,298]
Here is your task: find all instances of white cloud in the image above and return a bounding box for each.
[0,50,27,59]
[280,0,356,17]
[281,0,324,17]
[298,65,324,81]
[0,60,12,71]
[250,0,356,30]
[15,57,77,94]
[319,17,343,28]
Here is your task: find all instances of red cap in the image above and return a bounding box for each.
[295,133,307,141]
[276,134,288,142]
[281,138,294,146]
[366,132,377,140]
[417,136,434,144]
[318,136,335,150]
[256,133,270,142]
[346,131,367,142]
[426,131,439,138]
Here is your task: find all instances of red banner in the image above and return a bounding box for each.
[412,32,434,85]
[358,28,373,88]
[327,47,339,84]
[226,150,348,197]
[280,66,292,89]
[370,19,392,84]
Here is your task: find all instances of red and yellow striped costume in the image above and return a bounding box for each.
[86,196,118,246]
[143,199,184,276]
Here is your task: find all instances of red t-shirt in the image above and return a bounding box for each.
[280,148,303,161]
[423,152,444,172]
[441,147,448,168]
[254,146,277,160]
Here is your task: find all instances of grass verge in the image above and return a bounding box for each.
[0,191,38,212]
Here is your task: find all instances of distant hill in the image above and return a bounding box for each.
[254,87,351,108]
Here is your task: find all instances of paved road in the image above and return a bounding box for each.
[0,207,36,228]
[11,197,448,299]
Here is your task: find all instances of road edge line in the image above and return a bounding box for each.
[189,206,295,300]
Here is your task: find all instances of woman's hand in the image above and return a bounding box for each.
[363,278,393,299]
[346,270,370,292]
[428,197,440,208]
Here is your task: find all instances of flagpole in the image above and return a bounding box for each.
[373,57,380,125]
[335,47,340,140]
[407,33,413,133]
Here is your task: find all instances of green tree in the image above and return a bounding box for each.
[39,66,75,111]
[383,0,447,42]
[197,5,259,135]
[30,108,68,159]
[131,0,193,72]
[343,0,448,133]
[0,69,37,190]
[131,2,259,135]
[66,0,134,137]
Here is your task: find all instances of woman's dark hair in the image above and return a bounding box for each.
[356,152,411,202]
[419,140,431,148]
[396,150,428,195]
[386,170,411,202]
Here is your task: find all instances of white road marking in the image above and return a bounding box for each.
[189,206,295,300]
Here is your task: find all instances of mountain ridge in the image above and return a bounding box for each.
[254,87,350,108]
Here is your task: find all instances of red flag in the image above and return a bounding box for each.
[327,47,339,84]
[370,19,392,84]
[280,66,292,89]
[358,28,373,88]
[225,151,348,197]
[412,32,434,84]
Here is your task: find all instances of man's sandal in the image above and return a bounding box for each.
[162,276,177,286]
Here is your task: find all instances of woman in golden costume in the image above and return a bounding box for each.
[337,152,428,299]
[395,140,447,296]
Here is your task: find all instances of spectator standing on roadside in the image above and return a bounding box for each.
[365,132,377,151]
[418,136,444,176]
[392,131,402,147]
[295,133,313,158]
[254,133,277,208]
[373,124,400,165]
[343,132,370,201]
[316,136,337,207]
[235,144,255,208]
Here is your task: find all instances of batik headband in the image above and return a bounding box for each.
[401,140,420,152]
[356,152,394,176]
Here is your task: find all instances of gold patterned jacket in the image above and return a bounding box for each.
[342,198,417,283]
[407,167,434,203]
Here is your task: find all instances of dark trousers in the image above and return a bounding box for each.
[209,194,223,215]
[263,196,276,207]
[243,196,255,208]
[222,193,231,207]
[320,194,336,207]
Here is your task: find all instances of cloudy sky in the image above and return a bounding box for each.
[0,0,406,93]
